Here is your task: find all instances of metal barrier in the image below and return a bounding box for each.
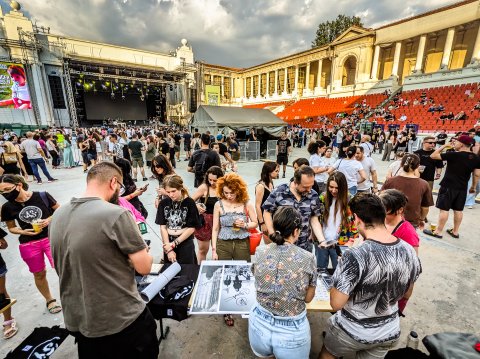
[238,141,260,162]
[266,140,277,160]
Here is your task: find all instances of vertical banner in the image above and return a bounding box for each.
[205,85,220,106]
[0,62,32,109]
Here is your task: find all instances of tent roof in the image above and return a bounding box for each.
[196,105,285,127]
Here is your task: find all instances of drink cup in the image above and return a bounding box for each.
[232,216,242,231]
[430,223,437,232]
[31,220,42,233]
[418,165,426,173]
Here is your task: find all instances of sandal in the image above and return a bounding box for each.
[46,299,62,314]
[446,229,460,239]
[423,229,443,239]
[223,314,234,326]
[3,318,18,339]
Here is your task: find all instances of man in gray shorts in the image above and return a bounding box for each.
[319,193,421,359]
[128,133,147,182]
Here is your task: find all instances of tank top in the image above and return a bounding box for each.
[199,193,219,214]
[218,200,249,240]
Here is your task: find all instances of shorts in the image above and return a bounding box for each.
[87,152,97,162]
[0,264,7,277]
[81,151,89,164]
[249,304,310,359]
[131,157,144,168]
[217,238,251,261]
[174,145,180,153]
[18,237,54,273]
[276,155,288,166]
[435,186,467,212]
[324,316,398,359]
[184,144,191,152]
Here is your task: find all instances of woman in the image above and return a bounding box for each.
[46,135,60,169]
[377,130,386,154]
[386,151,405,179]
[394,131,408,154]
[119,132,130,162]
[379,189,419,315]
[166,132,176,169]
[93,132,104,163]
[192,166,224,262]
[329,145,366,195]
[191,132,201,152]
[382,154,433,228]
[151,154,175,208]
[308,141,328,193]
[145,135,157,174]
[63,134,75,168]
[115,158,148,219]
[1,141,26,176]
[249,206,316,359]
[382,131,396,161]
[0,175,61,314]
[156,174,200,264]
[316,172,358,272]
[212,172,257,326]
[255,161,279,242]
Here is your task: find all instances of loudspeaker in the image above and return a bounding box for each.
[189,88,197,113]
[48,76,66,109]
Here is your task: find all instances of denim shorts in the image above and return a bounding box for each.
[0,264,7,277]
[248,304,310,359]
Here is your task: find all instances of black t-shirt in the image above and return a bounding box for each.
[1,192,56,244]
[188,149,221,187]
[414,149,444,182]
[159,141,169,156]
[155,197,200,233]
[436,133,448,145]
[218,143,229,157]
[277,139,291,156]
[339,139,353,158]
[0,227,7,268]
[321,135,332,147]
[183,133,192,145]
[174,134,182,146]
[128,140,143,158]
[440,151,480,191]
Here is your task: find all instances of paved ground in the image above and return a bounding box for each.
[0,147,479,358]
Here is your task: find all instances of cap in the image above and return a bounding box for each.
[454,134,474,146]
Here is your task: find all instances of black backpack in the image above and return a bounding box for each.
[193,150,208,178]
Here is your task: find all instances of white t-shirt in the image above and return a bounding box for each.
[309,154,327,183]
[357,157,376,191]
[12,82,31,102]
[324,199,341,242]
[360,142,374,157]
[388,160,403,177]
[21,139,43,159]
[333,158,363,188]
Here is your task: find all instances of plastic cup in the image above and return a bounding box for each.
[232,216,242,231]
[430,223,437,232]
[418,165,426,173]
[31,220,42,233]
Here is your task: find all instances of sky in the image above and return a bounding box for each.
[0,0,457,68]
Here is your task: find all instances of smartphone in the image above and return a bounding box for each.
[140,183,149,191]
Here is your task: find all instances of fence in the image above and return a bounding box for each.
[238,141,260,162]
[266,140,277,160]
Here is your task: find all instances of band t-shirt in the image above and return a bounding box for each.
[1,192,56,244]
[128,140,143,158]
[276,139,291,156]
[156,197,200,232]
[436,133,448,145]
[440,151,480,191]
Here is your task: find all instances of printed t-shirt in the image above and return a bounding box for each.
[156,197,200,232]
[276,139,291,156]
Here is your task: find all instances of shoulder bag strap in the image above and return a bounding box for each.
[391,220,405,234]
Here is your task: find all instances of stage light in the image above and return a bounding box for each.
[111,92,115,99]
[140,95,145,101]
[105,81,111,87]
[75,82,82,87]
[101,84,108,90]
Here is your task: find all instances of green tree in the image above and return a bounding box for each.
[311,14,363,48]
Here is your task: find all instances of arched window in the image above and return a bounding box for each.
[342,56,357,86]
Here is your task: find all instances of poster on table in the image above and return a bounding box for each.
[190,260,255,315]
[0,62,32,109]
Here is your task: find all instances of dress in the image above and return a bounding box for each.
[63,141,75,168]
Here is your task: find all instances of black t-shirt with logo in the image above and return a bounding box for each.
[414,149,444,182]
[156,197,200,233]
[0,192,56,244]
[436,133,448,145]
[440,151,480,191]
[277,139,291,156]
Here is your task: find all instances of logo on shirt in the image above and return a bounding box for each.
[19,206,42,224]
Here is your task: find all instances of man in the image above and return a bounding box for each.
[107,133,124,162]
[355,146,378,193]
[21,132,57,184]
[188,133,221,187]
[338,133,353,159]
[127,133,146,182]
[49,162,158,358]
[359,135,374,157]
[276,132,292,178]
[183,128,192,160]
[414,136,444,193]
[335,126,344,151]
[424,135,480,239]
[436,129,448,147]
[319,193,421,359]
[293,158,322,195]
[262,166,326,252]
[247,128,257,142]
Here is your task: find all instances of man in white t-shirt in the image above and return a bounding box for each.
[359,135,374,157]
[355,146,378,193]
[21,132,57,184]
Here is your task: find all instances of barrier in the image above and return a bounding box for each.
[238,141,260,162]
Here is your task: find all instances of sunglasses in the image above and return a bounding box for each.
[425,142,436,144]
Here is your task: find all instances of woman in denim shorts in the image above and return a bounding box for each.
[249,207,317,359]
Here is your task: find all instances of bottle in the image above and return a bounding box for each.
[406,331,419,349]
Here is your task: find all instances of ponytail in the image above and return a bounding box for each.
[269,230,285,245]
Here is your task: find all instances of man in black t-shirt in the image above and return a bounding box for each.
[436,130,448,146]
[174,132,182,162]
[424,135,480,239]
[276,132,292,178]
[187,134,221,187]
[414,136,444,192]
[339,133,353,158]
[183,129,192,160]
[127,134,146,182]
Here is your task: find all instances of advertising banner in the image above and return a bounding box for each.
[205,85,220,106]
[0,62,32,109]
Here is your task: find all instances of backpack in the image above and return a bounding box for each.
[193,150,208,178]
[193,140,200,151]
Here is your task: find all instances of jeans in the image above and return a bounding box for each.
[28,158,54,182]
[249,304,310,359]
[315,246,338,271]
[348,186,357,196]
[465,175,480,207]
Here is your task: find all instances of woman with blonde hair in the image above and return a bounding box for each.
[0,141,26,176]
[156,174,201,264]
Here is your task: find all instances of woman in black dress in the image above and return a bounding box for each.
[255,161,279,243]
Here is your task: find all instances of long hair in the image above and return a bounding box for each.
[0,174,28,190]
[323,172,349,229]
[114,158,134,187]
[151,154,174,183]
[400,153,420,173]
[259,161,277,188]
[204,166,224,187]
[163,174,189,198]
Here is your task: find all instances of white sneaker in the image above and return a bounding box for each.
[467,206,473,209]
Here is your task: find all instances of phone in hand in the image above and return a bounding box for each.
[140,183,149,191]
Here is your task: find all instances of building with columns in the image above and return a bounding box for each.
[203,0,480,106]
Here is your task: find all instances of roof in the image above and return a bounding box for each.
[194,105,285,127]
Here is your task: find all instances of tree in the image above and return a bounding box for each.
[311,14,363,48]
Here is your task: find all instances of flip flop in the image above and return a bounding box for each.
[46,299,62,314]
[446,229,459,239]
[3,318,18,339]
[423,229,443,239]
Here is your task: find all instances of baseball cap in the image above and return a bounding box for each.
[454,134,474,146]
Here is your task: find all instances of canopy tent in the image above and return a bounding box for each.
[191,105,286,136]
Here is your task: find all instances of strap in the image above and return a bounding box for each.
[391,220,405,234]
[219,200,225,214]
[336,159,344,170]
[204,189,209,205]
[39,191,53,215]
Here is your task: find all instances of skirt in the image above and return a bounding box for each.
[194,213,213,242]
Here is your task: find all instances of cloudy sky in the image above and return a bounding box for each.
[1,0,456,68]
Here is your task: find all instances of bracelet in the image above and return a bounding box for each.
[212,248,216,251]
[258,221,265,225]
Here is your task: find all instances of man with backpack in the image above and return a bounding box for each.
[187,133,221,187]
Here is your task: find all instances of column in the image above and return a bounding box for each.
[470,24,480,65]
[391,42,402,77]
[210,74,213,84]
[414,35,427,72]
[274,69,278,95]
[250,76,254,98]
[257,74,261,97]
[243,78,247,98]
[371,45,380,79]
[283,68,288,95]
[266,71,270,97]
[230,77,234,98]
[294,65,299,94]
[441,27,455,69]
[316,59,323,90]
[221,76,225,98]
[304,62,310,95]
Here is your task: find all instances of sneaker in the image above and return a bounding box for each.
[37,181,43,185]
[184,158,189,161]
[142,177,148,181]
[468,205,473,209]
[47,179,58,183]
[282,173,285,178]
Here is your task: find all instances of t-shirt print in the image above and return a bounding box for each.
[163,204,188,230]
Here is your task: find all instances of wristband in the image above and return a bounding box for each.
[259,221,265,225]
[212,248,216,251]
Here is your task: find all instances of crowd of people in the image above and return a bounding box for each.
[0,119,478,359]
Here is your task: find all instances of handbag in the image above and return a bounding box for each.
[194,193,208,229]
[245,206,262,255]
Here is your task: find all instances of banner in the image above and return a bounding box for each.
[205,85,220,106]
[0,62,32,109]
